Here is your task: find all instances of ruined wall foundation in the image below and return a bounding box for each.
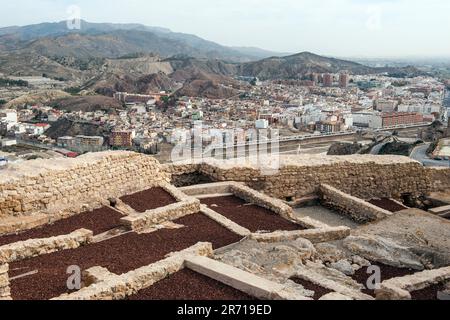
[0,263,10,300]
[2,152,450,221]
[166,155,440,201]
[0,152,169,218]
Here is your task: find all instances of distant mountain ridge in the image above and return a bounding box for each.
[0,21,424,100]
[0,20,285,62]
[237,52,376,80]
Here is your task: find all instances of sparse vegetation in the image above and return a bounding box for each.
[116,52,146,59]
[0,78,29,87]
[64,87,83,95]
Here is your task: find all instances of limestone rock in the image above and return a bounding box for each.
[316,243,347,263]
[319,292,353,300]
[352,255,371,267]
[330,260,355,276]
[344,235,425,270]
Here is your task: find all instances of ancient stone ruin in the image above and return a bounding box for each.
[0,151,449,300]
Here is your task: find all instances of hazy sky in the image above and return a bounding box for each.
[1,0,450,58]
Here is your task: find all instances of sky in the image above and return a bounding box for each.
[1,0,450,58]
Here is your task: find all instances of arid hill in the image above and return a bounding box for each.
[6,90,71,108]
[45,117,110,139]
[0,21,423,100]
[49,95,124,113]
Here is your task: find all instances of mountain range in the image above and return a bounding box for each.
[0,21,422,100]
[0,20,286,62]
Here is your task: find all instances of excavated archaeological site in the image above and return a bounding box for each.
[0,151,450,300]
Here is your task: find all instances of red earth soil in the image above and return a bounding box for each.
[120,187,177,213]
[128,269,253,300]
[291,278,333,300]
[201,196,304,233]
[410,283,447,300]
[9,213,243,300]
[0,207,124,246]
[369,198,407,213]
[352,263,416,297]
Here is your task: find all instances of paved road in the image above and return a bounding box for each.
[410,144,450,167]
[370,142,388,155]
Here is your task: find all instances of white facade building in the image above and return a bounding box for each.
[352,112,383,129]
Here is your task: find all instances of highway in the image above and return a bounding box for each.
[208,122,432,152]
[410,143,449,167]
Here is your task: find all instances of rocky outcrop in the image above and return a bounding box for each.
[343,235,425,270]
[327,142,362,156]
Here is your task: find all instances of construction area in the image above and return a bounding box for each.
[0,151,449,300]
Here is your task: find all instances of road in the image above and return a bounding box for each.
[370,142,388,155]
[410,144,449,167]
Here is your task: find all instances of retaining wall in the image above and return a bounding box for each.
[165,155,437,201]
[0,264,10,300]
[376,266,450,300]
[0,152,169,218]
[426,167,450,193]
[320,184,392,223]
[121,199,201,231]
[3,152,450,223]
[53,242,213,300]
[0,229,93,263]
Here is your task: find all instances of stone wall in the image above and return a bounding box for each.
[0,229,93,263]
[426,167,450,192]
[249,227,351,244]
[320,184,392,223]
[53,242,213,300]
[121,199,201,231]
[3,152,450,222]
[166,155,433,201]
[0,151,169,218]
[230,182,294,220]
[0,263,10,300]
[376,266,450,300]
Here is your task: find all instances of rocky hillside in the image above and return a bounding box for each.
[45,117,110,139]
[49,95,125,113]
[0,21,272,62]
[237,52,376,80]
[0,21,421,100]
[5,90,71,108]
